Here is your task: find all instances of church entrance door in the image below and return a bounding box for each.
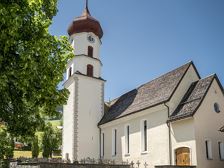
[175,147,190,166]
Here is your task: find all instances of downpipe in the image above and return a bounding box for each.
[164,103,172,165]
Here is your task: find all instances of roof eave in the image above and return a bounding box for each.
[98,100,169,126]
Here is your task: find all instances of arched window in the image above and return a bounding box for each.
[88,46,93,57]
[143,120,147,151]
[112,129,117,156]
[141,120,148,152]
[125,125,130,154]
[87,64,93,77]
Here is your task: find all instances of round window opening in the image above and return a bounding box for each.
[214,103,220,113]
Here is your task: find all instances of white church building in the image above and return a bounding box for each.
[62,2,224,168]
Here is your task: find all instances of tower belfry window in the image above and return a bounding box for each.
[88,46,93,57]
[87,64,93,77]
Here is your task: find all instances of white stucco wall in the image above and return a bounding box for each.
[62,78,76,161]
[194,79,224,168]
[62,74,104,161]
[170,118,197,166]
[77,75,104,160]
[100,105,170,168]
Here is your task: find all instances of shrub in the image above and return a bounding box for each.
[32,136,39,158]
[0,130,14,160]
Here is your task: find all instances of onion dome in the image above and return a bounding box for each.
[68,0,103,39]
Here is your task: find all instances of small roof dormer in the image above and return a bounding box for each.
[68,0,103,39]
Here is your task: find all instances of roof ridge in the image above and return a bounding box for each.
[106,61,193,103]
[199,73,216,80]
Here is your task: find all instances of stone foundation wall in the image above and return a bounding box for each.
[10,162,130,168]
[155,166,196,168]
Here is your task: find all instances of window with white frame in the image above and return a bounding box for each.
[219,142,224,160]
[125,125,130,154]
[112,129,117,156]
[205,140,213,160]
[141,120,148,152]
[101,133,104,158]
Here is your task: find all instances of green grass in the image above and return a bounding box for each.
[14,151,43,158]
[13,151,61,158]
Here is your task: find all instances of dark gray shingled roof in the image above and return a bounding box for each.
[99,62,196,125]
[169,75,215,122]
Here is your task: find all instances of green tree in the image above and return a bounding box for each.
[0,129,14,160]
[42,123,60,158]
[32,135,39,158]
[0,0,73,137]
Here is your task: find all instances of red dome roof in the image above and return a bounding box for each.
[68,6,103,39]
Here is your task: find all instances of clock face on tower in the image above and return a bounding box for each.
[87,35,95,43]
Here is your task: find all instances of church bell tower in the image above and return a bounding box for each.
[62,0,105,162]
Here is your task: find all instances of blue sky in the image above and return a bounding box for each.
[50,0,224,101]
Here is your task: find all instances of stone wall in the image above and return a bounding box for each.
[10,162,130,168]
[155,166,196,168]
[11,162,197,168]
